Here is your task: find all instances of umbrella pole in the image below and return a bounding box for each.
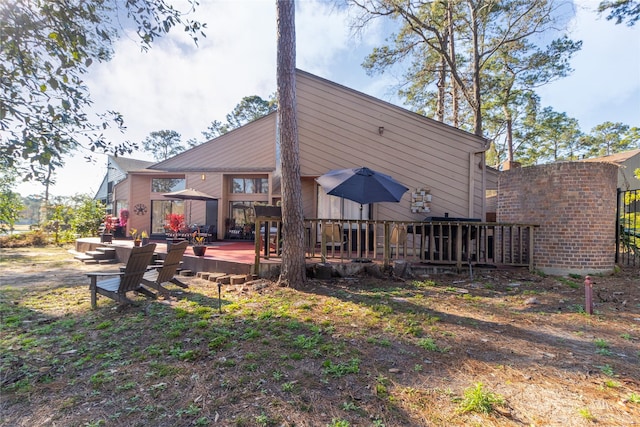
[359,204,364,258]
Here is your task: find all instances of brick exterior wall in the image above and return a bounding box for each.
[498,162,619,275]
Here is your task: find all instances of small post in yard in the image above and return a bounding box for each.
[584,275,593,315]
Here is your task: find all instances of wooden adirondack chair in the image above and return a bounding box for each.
[141,240,188,297]
[88,243,157,308]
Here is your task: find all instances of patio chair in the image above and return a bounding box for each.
[205,224,216,243]
[87,244,157,308]
[141,240,189,297]
[390,224,407,257]
[322,223,345,251]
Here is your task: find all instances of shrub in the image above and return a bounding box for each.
[72,199,105,237]
[0,230,50,248]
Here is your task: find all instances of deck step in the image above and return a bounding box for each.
[74,254,96,263]
[85,250,112,260]
[217,275,231,285]
[207,273,228,282]
[95,246,116,254]
[230,275,246,285]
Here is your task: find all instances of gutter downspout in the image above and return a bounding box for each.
[468,139,491,219]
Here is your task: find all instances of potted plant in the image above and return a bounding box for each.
[140,230,149,246]
[165,213,186,250]
[101,214,115,243]
[129,228,141,246]
[166,213,185,235]
[191,231,207,256]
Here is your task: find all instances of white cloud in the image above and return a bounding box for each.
[16,0,640,197]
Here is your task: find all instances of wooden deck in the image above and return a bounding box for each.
[74,238,280,277]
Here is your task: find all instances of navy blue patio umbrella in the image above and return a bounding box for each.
[316,167,409,218]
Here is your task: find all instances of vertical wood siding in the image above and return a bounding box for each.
[119,70,487,227]
[125,175,153,235]
[150,115,277,171]
[295,71,487,221]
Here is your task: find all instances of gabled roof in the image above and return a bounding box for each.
[581,149,640,164]
[95,156,155,200]
[149,69,489,174]
[147,112,277,172]
[109,155,155,172]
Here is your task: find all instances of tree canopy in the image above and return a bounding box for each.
[353,0,580,140]
[0,173,24,233]
[351,0,582,168]
[201,95,277,140]
[142,130,185,161]
[581,122,640,158]
[599,0,640,26]
[0,0,205,183]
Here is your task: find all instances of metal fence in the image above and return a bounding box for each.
[255,218,536,271]
[617,189,640,267]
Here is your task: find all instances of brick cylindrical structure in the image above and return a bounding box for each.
[498,162,618,275]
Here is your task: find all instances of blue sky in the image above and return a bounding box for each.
[16,0,640,197]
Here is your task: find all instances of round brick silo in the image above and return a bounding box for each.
[498,162,619,275]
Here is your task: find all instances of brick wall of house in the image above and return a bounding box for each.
[498,162,619,275]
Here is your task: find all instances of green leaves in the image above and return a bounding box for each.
[457,382,505,414]
[1,0,205,182]
[0,173,25,233]
[354,0,582,143]
[141,129,185,162]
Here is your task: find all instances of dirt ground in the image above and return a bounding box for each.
[1,247,639,426]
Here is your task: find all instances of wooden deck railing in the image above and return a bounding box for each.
[255,218,537,272]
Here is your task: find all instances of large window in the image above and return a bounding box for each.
[317,186,369,220]
[229,202,255,226]
[151,200,184,234]
[225,201,256,239]
[231,177,268,194]
[151,178,185,193]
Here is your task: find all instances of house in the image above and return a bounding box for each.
[108,69,490,240]
[581,148,640,191]
[95,155,154,214]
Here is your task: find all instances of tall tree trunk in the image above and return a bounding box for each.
[436,54,446,122]
[447,1,459,128]
[501,83,515,165]
[436,7,448,123]
[503,104,514,164]
[276,0,306,287]
[41,164,52,226]
[469,2,483,137]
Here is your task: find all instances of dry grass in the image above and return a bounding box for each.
[1,247,639,426]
